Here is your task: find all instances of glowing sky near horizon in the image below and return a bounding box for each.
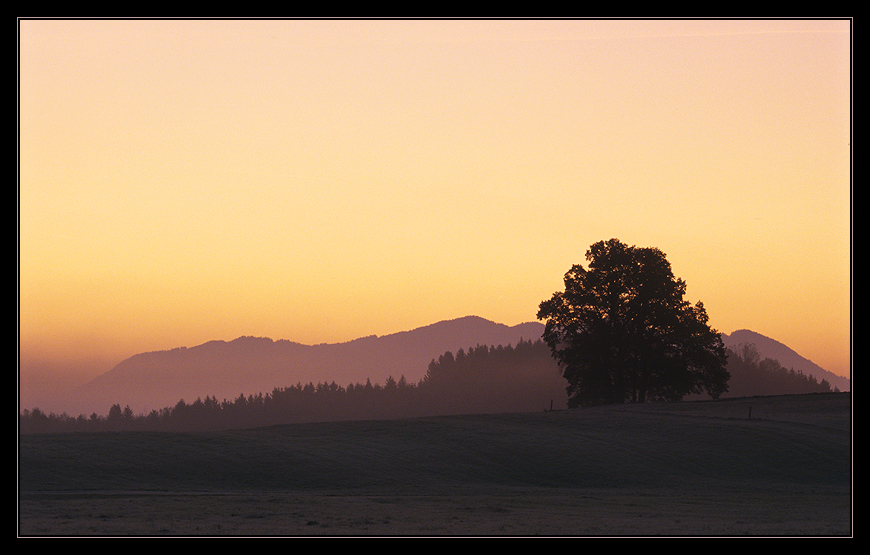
[19,19,851,386]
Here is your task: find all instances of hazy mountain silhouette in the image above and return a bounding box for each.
[74,316,547,415]
[70,317,848,417]
[721,329,850,393]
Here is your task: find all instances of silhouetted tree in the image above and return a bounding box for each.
[538,239,729,407]
[108,403,123,421]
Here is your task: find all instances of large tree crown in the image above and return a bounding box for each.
[537,239,729,406]
[548,239,687,326]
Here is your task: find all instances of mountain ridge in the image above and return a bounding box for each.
[74,316,548,415]
[71,316,848,417]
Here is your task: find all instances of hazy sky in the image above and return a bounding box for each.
[19,18,851,388]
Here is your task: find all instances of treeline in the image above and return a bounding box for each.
[721,343,837,398]
[19,339,837,434]
[20,339,567,434]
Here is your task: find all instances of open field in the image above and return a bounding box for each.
[18,393,852,536]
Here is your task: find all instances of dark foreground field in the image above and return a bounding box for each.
[19,393,852,536]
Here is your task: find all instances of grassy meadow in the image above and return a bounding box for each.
[18,393,851,536]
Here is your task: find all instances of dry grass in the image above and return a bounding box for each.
[18,392,851,537]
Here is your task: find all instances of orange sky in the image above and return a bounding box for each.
[19,19,851,397]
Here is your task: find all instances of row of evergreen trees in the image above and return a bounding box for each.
[721,343,837,398]
[19,339,837,434]
[20,339,566,434]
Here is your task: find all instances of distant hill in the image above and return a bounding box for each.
[68,317,847,418]
[721,329,850,393]
[73,316,547,416]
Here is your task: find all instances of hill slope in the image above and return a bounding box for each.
[722,330,850,392]
[19,393,850,492]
